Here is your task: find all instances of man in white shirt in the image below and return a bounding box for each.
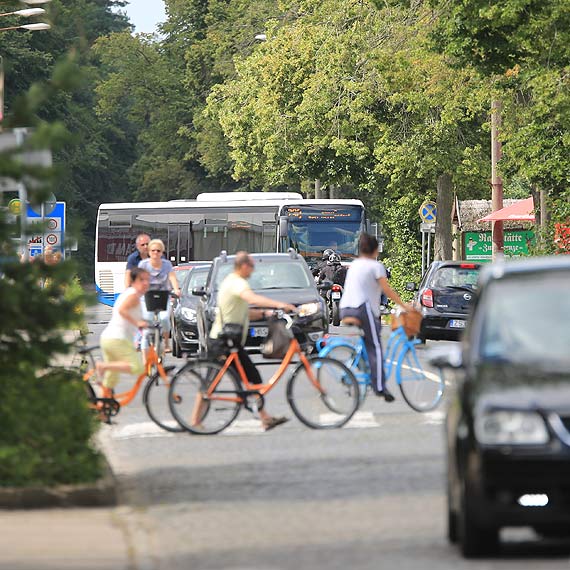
[340,234,407,401]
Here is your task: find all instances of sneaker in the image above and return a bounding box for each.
[262,416,289,431]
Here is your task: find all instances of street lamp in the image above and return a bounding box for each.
[0,22,50,32]
[0,8,46,18]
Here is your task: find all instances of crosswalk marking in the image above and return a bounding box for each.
[108,409,443,440]
[112,421,177,440]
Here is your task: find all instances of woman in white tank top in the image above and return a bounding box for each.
[97,268,150,394]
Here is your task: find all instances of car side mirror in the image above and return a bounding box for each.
[405,282,417,292]
[192,287,206,297]
[427,344,464,369]
[318,280,333,292]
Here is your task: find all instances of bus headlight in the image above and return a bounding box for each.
[475,411,549,445]
[181,308,197,322]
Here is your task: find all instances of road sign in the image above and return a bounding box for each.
[26,201,65,257]
[420,222,435,233]
[8,198,21,215]
[419,201,437,224]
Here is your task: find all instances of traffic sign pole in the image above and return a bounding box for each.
[419,200,437,277]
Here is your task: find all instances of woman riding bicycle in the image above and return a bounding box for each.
[97,268,150,397]
[138,239,181,354]
[339,233,409,402]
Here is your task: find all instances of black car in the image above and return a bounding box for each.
[195,250,328,353]
[432,256,570,557]
[171,263,211,357]
[410,261,481,341]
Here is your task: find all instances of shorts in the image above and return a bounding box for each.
[100,337,144,389]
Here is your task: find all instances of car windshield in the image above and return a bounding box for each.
[184,267,209,295]
[479,271,570,367]
[214,261,312,291]
[432,266,479,289]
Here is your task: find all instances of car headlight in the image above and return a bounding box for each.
[298,302,320,317]
[181,307,197,322]
[475,411,549,445]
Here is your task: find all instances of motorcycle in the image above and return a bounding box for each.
[328,283,343,326]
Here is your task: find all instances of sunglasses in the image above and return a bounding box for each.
[139,243,149,246]
[150,249,163,253]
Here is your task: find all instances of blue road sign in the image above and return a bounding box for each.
[26,201,66,257]
[419,201,437,223]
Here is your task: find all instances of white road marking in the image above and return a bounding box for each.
[224,419,265,436]
[112,421,177,440]
[422,410,446,425]
[110,411,381,440]
[320,411,380,429]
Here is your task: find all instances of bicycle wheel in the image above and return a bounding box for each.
[287,356,359,429]
[168,360,242,435]
[143,366,185,432]
[325,344,368,403]
[397,344,445,412]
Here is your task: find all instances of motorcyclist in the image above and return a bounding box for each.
[312,248,335,278]
[318,252,347,287]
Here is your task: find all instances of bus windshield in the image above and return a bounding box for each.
[283,205,363,261]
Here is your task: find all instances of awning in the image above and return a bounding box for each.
[477,197,535,222]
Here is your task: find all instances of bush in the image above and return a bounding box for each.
[0,212,102,487]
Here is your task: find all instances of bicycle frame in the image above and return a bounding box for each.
[317,325,416,388]
[202,336,325,403]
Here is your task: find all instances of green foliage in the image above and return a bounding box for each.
[0,27,105,486]
[0,215,101,486]
[0,368,101,487]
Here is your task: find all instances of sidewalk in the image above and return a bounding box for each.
[0,508,133,570]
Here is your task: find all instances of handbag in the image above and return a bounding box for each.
[261,316,293,359]
[391,308,423,338]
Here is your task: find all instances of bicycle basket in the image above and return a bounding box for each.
[391,308,422,338]
[261,317,293,360]
[144,290,170,312]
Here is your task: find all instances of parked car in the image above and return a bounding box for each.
[195,250,328,353]
[431,256,570,557]
[410,261,481,341]
[171,263,211,357]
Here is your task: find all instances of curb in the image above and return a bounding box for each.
[0,455,117,510]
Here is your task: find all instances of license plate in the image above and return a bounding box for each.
[449,320,466,329]
[332,292,341,299]
[249,326,268,338]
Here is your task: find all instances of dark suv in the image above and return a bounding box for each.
[411,261,481,341]
[195,251,328,353]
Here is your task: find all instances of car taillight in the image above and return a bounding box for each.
[421,289,434,308]
[460,264,477,269]
[332,284,342,292]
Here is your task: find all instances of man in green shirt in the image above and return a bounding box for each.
[209,251,295,431]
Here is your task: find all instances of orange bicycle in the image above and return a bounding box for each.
[168,306,359,434]
[81,291,184,432]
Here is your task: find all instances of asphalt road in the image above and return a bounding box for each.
[87,304,570,570]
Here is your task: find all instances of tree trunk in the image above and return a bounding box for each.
[433,173,453,261]
[315,179,326,199]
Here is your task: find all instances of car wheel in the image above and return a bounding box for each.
[447,481,458,544]
[458,477,499,558]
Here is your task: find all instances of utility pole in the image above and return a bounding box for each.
[491,99,504,259]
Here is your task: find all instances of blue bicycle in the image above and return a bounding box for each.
[316,312,445,412]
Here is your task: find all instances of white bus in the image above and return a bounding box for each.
[95,192,367,305]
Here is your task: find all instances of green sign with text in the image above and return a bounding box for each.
[464,230,535,262]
